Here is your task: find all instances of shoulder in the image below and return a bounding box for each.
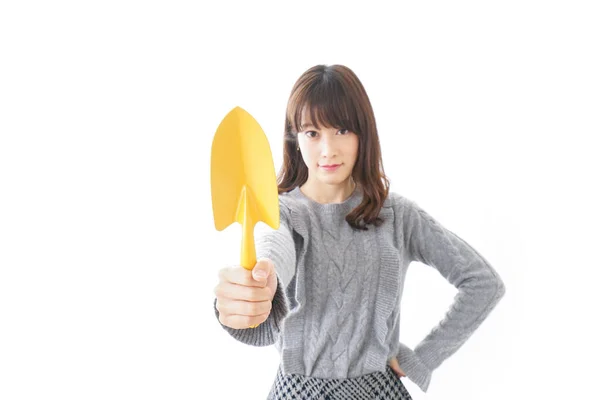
[274,190,312,235]
[383,191,416,212]
[381,191,430,229]
[277,190,296,215]
[276,190,303,225]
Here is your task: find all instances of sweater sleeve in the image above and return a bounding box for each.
[213,202,297,346]
[395,197,506,392]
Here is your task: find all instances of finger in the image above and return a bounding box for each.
[389,357,399,373]
[214,281,273,302]
[218,311,271,330]
[389,357,406,377]
[219,266,266,288]
[215,298,272,317]
[251,258,275,284]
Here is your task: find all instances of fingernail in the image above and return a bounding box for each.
[254,270,267,279]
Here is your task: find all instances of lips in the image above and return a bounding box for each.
[320,164,341,171]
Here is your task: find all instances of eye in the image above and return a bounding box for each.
[338,128,350,135]
[304,131,318,138]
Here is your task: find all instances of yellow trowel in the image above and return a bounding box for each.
[210,106,280,313]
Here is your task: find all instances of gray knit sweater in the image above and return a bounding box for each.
[214,186,506,393]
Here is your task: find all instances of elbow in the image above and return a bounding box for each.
[495,275,506,301]
[484,272,506,308]
[472,268,506,305]
[477,272,506,317]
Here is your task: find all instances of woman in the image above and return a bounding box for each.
[213,64,506,399]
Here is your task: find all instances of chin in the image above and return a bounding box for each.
[317,174,351,186]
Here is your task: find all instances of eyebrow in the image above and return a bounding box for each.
[300,123,315,130]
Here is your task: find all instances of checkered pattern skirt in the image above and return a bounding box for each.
[267,365,413,400]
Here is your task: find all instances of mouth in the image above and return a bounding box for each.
[319,164,341,172]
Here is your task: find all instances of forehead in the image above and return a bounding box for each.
[299,107,333,130]
[300,107,312,124]
[299,108,311,126]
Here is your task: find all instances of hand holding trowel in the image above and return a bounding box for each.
[210,106,280,328]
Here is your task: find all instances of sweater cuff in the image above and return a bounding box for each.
[396,342,433,393]
[213,274,289,347]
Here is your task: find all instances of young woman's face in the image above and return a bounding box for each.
[297,113,359,187]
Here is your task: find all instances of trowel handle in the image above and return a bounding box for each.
[241,217,256,270]
[241,213,259,328]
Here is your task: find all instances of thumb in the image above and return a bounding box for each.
[252,258,274,283]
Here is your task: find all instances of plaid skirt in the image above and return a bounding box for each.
[267,365,413,400]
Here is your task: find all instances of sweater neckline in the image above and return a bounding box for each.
[288,185,363,214]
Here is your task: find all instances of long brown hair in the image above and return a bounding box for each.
[277,64,390,230]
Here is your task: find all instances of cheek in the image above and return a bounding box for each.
[308,152,321,167]
[301,147,319,166]
[299,146,316,167]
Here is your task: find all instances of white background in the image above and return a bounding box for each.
[1,1,599,399]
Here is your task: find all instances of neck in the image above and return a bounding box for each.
[299,178,357,204]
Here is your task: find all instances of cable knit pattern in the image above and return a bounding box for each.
[214,187,506,393]
[311,209,360,377]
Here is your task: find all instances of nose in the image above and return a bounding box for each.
[320,134,337,158]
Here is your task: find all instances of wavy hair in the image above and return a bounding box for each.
[277,64,390,230]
